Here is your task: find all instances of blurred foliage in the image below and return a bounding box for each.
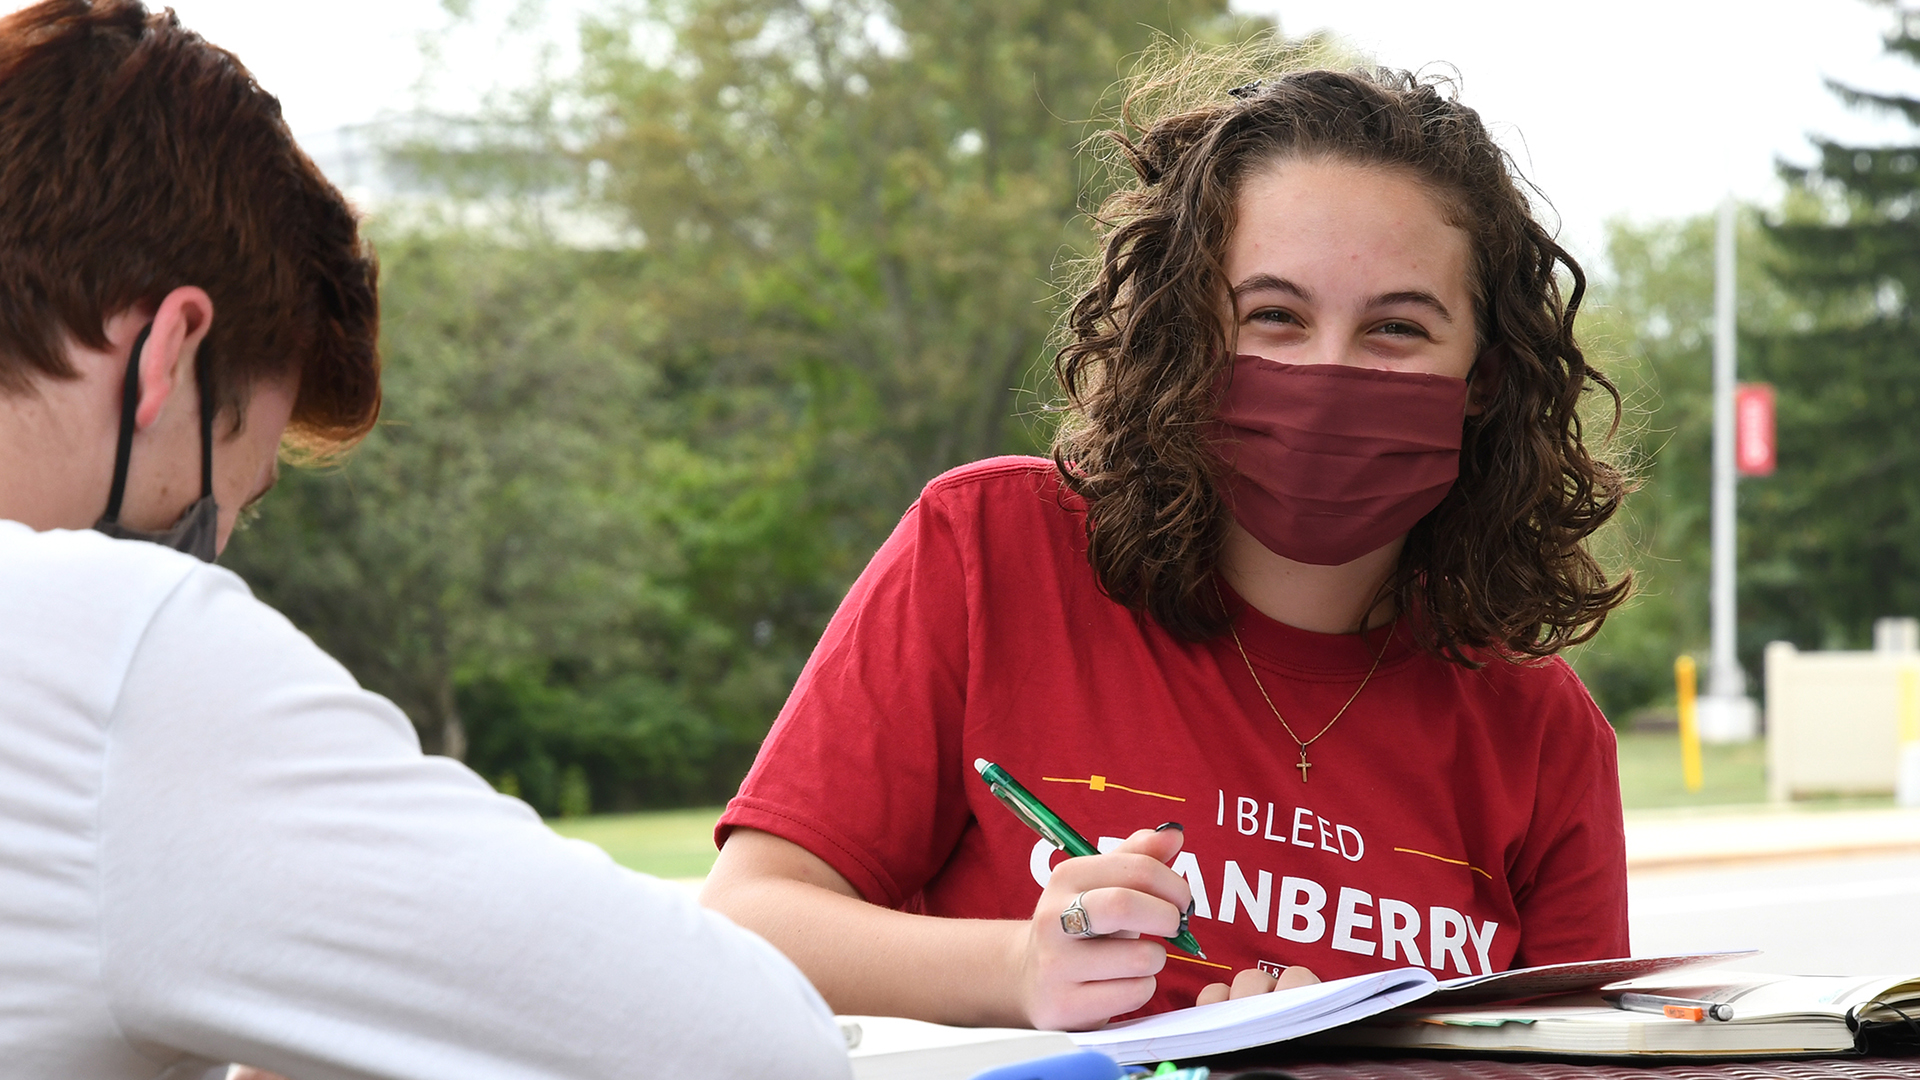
[229,1,1920,804]
[228,231,809,810]
[1572,2,1920,720]
[567,0,1256,483]
[228,0,1278,813]
[1569,211,1809,721]
[1743,11,1920,652]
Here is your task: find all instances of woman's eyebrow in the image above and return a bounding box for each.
[1230,273,1312,302]
[1369,290,1455,323]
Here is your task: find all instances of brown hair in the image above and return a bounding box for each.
[0,0,379,454]
[1053,59,1630,661]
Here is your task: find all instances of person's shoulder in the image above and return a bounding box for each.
[1507,654,1598,703]
[1489,645,1612,737]
[917,455,1080,513]
[1463,649,1583,686]
[0,520,267,642]
[0,522,277,722]
[1436,638,1612,714]
[0,519,204,599]
[914,456,1087,547]
[921,454,1060,494]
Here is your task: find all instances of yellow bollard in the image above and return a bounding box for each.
[1675,655,1703,793]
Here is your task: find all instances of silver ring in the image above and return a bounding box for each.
[1059,891,1098,938]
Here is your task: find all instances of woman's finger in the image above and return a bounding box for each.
[1050,935,1168,983]
[1061,975,1160,1029]
[1111,825,1185,864]
[1053,885,1182,940]
[1228,967,1279,999]
[1047,852,1192,912]
[1199,965,1315,1007]
[1275,964,1320,990]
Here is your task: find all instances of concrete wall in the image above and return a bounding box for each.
[1764,640,1920,801]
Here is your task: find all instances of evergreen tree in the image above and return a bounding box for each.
[1748,3,1920,649]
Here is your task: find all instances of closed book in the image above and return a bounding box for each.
[1308,971,1920,1058]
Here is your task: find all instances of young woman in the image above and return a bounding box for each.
[702,64,1632,1032]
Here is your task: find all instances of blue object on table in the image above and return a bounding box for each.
[966,1049,1124,1080]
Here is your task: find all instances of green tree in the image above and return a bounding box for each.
[1744,4,1920,648]
[1570,213,1806,720]
[570,0,1259,511]
[229,1,1291,811]
[228,224,864,811]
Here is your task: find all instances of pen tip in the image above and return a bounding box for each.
[973,758,989,775]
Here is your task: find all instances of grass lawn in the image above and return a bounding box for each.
[549,806,725,879]
[546,732,1792,876]
[1615,730,1767,811]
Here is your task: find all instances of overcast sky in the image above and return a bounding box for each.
[1256,0,1917,263]
[12,0,1918,267]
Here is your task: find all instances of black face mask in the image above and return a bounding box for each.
[92,324,220,563]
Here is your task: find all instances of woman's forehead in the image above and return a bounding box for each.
[1226,159,1473,298]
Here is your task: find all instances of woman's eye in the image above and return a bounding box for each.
[1374,319,1429,338]
[1248,307,1301,327]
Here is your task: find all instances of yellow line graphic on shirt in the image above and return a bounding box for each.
[1394,847,1494,880]
[1041,774,1185,802]
[1166,952,1232,970]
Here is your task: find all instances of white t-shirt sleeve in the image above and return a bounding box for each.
[96,566,849,1080]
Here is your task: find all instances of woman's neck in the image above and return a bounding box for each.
[1217,519,1403,634]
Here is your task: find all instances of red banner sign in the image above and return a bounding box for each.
[1736,383,1776,476]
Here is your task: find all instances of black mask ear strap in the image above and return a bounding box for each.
[195,343,214,499]
[102,324,153,524]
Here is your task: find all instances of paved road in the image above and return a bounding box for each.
[1628,850,1920,975]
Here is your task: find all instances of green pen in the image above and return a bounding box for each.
[973,757,1206,958]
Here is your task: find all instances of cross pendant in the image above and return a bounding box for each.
[1295,750,1312,783]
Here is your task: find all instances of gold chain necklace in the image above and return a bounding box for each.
[1219,585,1387,783]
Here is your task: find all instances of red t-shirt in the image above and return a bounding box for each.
[721,457,1628,1017]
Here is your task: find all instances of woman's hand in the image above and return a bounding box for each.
[1195,963,1321,1006]
[1014,826,1194,1030]
[705,825,1228,1030]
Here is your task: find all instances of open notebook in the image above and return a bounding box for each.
[1064,950,1753,1064]
[842,950,1757,1073]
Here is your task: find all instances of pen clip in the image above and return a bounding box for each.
[989,783,1068,850]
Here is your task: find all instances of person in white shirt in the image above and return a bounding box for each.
[0,2,849,1077]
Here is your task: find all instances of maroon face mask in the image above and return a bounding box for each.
[1212,354,1469,566]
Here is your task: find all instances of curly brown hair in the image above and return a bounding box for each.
[1052,58,1630,661]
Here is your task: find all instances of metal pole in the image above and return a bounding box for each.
[1710,196,1746,699]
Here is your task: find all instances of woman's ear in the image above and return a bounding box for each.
[1465,343,1505,417]
[132,286,216,430]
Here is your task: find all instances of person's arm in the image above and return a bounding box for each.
[711,477,1314,1028]
[97,568,850,1080]
[1509,669,1632,965]
[703,825,1315,1030]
